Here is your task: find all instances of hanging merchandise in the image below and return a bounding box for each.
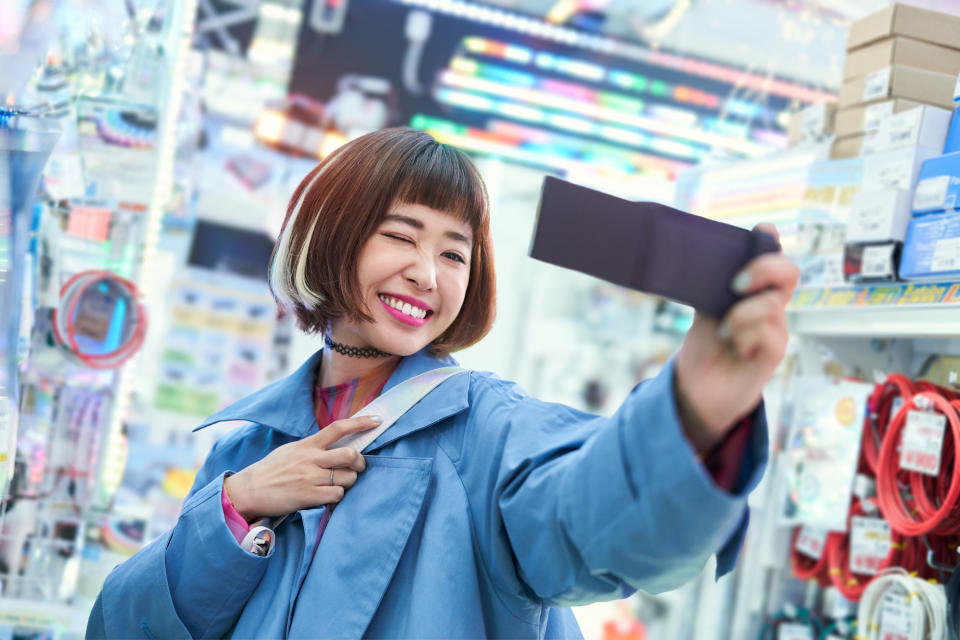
[824,498,898,601]
[782,378,874,531]
[855,568,948,640]
[50,270,147,370]
[876,391,960,536]
[791,525,835,586]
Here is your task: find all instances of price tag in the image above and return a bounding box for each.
[778,622,814,640]
[861,244,894,278]
[849,516,890,575]
[913,176,950,212]
[864,67,892,101]
[931,237,960,273]
[864,101,895,131]
[900,410,946,476]
[879,591,911,640]
[796,526,828,560]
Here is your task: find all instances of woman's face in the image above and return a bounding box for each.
[333,202,473,356]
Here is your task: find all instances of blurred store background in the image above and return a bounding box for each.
[2,0,960,638]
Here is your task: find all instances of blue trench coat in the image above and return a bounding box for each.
[87,346,767,639]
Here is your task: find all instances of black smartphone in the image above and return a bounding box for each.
[529,176,781,317]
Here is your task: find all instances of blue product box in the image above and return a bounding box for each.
[899,211,960,280]
[912,151,960,214]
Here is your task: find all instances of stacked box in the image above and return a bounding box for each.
[836,4,960,281]
[832,3,960,160]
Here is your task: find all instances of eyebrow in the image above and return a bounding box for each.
[383,214,472,247]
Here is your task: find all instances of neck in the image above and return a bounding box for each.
[318,334,400,387]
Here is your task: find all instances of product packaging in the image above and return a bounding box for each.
[911,150,960,214]
[861,105,951,155]
[847,2,960,51]
[831,135,864,159]
[834,98,923,138]
[788,102,837,146]
[842,37,960,81]
[899,211,960,280]
[837,65,957,110]
[846,188,913,243]
[843,241,902,282]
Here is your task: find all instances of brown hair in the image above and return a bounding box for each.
[268,127,496,356]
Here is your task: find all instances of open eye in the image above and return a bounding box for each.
[443,251,466,264]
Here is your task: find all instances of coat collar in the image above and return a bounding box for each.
[193,346,470,451]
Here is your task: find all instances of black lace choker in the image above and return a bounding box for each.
[324,335,393,359]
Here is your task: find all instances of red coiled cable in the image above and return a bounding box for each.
[876,391,960,536]
[825,498,902,601]
[862,374,916,474]
[790,527,833,586]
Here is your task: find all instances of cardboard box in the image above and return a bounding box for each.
[846,188,913,242]
[831,134,864,159]
[838,65,957,110]
[843,37,960,81]
[912,151,960,214]
[834,99,924,138]
[900,211,960,280]
[788,102,837,146]
[847,3,960,52]
[861,105,952,155]
[862,145,938,192]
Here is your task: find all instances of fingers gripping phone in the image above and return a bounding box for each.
[529,176,781,317]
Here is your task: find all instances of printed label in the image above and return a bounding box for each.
[861,245,894,278]
[864,101,895,131]
[801,104,827,138]
[931,237,960,273]
[849,516,890,575]
[914,176,950,211]
[864,67,892,101]
[882,108,923,151]
[900,410,946,476]
[778,623,814,640]
[796,526,828,560]
[848,199,891,242]
[879,591,911,640]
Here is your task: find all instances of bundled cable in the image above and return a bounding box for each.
[856,568,947,640]
[790,526,834,586]
[876,392,960,536]
[825,498,902,601]
[863,374,917,474]
[50,270,147,369]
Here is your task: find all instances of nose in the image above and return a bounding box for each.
[404,251,437,291]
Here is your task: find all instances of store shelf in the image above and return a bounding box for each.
[788,282,960,337]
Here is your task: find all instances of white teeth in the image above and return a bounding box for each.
[379,295,428,320]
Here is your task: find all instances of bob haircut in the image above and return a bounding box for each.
[268,127,496,357]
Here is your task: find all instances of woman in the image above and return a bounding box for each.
[88,128,798,639]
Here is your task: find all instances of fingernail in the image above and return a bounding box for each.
[369,415,382,424]
[717,321,731,341]
[731,270,751,294]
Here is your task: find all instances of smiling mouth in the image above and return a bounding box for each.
[377,294,433,322]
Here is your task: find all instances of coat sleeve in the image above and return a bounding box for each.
[86,435,275,639]
[457,358,768,608]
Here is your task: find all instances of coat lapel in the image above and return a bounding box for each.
[287,455,434,639]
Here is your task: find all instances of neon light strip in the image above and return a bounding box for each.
[467,36,725,112]
[438,69,769,156]
[412,114,688,178]
[435,88,702,160]
[394,0,835,103]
